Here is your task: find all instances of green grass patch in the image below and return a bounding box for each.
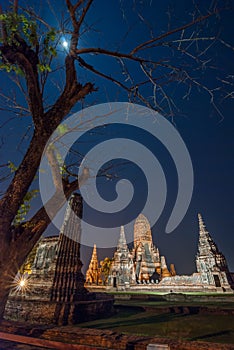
[114,299,234,309]
[78,301,234,344]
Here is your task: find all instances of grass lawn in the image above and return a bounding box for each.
[78,299,234,344]
[114,299,234,309]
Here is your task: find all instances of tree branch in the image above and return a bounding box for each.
[131,12,214,55]
[76,47,145,63]
[46,146,63,191]
[77,56,132,92]
[0,6,7,45]
[13,0,19,13]
[9,167,90,266]
[76,56,155,110]
[66,0,93,53]
[0,41,44,128]
[77,0,93,32]
[0,131,48,234]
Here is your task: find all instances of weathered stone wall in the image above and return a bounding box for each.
[113,292,234,303]
[106,281,234,294]
[5,293,114,325]
[5,298,57,324]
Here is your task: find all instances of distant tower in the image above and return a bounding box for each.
[118,225,129,252]
[170,264,176,276]
[134,214,152,246]
[108,226,135,288]
[133,214,167,282]
[86,244,100,285]
[161,256,171,278]
[196,213,233,290]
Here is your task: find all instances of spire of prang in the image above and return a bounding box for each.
[117,225,128,251]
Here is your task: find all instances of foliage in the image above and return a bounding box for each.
[8,161,17,173]
[13,189,39,225]
[57,124,69,136]
[7,162,39,225]
[0,12,57,74]
[0,13,37,46]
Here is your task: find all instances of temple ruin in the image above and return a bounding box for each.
[5,194,114,324]
[5,204,234,325]
[86,213,234,293]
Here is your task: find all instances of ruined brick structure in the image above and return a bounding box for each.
[158,214,233,293]
[195,213,233,290]
[50,194,87,303]
[88,213,234,293]
[6,205,233,327]
[108,226,136,288]
[106,214,175,289]
[5,194,114,324]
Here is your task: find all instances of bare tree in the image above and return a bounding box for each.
[0,0,233,319]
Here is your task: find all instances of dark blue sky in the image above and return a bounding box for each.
[0,0,233,274]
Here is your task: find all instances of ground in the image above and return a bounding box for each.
[77,292,234,344]
[1,292,234,349]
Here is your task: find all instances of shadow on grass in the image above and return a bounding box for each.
[79,306,184,330]
[77,304,234,344]
[191,330,233,341]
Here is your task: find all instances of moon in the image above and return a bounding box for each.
[62,40,69,49]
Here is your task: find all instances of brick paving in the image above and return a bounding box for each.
[1,320,234,350]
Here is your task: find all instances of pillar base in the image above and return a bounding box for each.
[5,293,114,325]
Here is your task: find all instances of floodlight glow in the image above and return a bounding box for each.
[11,272,30,294]
[19,279,26,288]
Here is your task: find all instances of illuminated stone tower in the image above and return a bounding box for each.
[161,256,171,278]
[196,213,233,290]
[117,225,129,252]
[86,244,100,285]
[134,214,152,246]
[133,214,162,281]
[109,226,135,288]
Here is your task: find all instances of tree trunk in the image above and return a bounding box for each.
[0,261,15,321]
[0,179,85,320]
[0,289,10,322]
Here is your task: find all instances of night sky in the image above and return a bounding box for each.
[0,0,233,275]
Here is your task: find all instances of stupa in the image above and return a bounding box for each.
[88,213,233,293]
[86,244,101,285]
